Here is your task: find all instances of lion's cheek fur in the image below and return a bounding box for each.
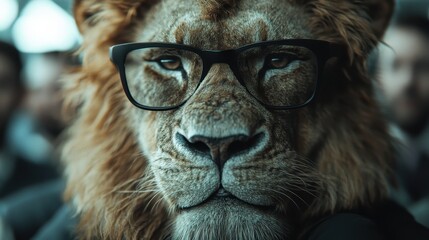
[131,110,159,156]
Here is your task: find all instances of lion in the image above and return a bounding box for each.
[62,0,395,239]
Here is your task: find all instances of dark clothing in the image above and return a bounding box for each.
[32,204,76,240]
[371,201,429,240]
[0,158,59,198]
[302,213,384,240]
[0,180,66,240]
[405,152,429,201]
[302,200,429,240]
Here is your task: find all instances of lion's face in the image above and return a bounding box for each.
[64,0,395,239]
[131,1,315,237]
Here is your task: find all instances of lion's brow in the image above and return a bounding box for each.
[198,0,240,20]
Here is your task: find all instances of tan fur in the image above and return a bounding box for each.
[199,0,238,20]
[62,0,395,239]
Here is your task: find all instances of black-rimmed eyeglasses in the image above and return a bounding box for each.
[109,39,344,111]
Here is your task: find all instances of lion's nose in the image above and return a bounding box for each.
[176,132,265,170]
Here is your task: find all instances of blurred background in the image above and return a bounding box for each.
[0,1,79,239]
[0,0,79,192]
[0,0,428,239]
[0,0,79,196]
[0,0,78,50]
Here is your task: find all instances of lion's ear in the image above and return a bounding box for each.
[307,0,394,64]
[73,0,150,37]
[73,0,104,35]
[361,0,395,39]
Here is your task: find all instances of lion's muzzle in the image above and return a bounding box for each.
[175,131,267,170]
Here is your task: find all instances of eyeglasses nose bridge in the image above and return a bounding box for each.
[202,49,236,63]
[200,49,240,82]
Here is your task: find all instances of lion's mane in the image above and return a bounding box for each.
[62,0,395,239]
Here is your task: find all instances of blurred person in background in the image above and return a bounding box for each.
[376,15,429,227]
[26,52,68,140]
[0,41,23,194]
[0,41,60,198]
[0,41,59,198]
[8,52,71,165]
[0,50,77,240]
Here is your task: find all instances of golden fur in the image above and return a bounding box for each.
[62,0,395,239]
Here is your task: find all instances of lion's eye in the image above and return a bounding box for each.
[157,56,182,71]
[265,54,295,69]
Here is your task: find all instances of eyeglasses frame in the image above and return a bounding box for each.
[109,39,345,111]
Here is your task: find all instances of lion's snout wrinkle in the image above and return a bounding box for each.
[176,132,266,170]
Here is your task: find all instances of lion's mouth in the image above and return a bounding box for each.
[178,187,275,212]
[173,188,288,240]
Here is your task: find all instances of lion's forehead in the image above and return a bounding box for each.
[134,0,313,48]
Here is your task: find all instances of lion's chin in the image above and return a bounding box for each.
[172,197,289,240]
